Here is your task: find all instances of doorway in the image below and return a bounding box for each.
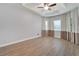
[54,20,61,38]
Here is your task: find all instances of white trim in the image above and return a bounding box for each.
[0,35,41,48]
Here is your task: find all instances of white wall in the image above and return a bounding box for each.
[0,3,42,45]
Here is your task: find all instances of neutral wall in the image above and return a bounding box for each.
[0,4,42,45]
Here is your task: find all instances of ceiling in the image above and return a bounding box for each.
[22,3,79,17]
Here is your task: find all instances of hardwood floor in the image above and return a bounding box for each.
[0,37,79,56]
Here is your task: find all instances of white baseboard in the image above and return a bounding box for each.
[0,35,41,48]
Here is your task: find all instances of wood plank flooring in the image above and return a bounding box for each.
[0,37,79,56]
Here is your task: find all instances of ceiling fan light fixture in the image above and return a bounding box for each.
[44,5,49,10]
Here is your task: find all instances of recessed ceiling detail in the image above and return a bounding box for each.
[22,3,79,17]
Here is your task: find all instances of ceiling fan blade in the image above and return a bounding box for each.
[49,3,56,7]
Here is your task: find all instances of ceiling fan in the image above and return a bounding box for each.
[37,3,56,10]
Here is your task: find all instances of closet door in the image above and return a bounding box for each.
[70,11,75,43]
[75,8,78,45]
[71,8,78,44]
[66,13,71,41]
[61,14,67,40]
[69,8,78,44]
[66,10,75,43]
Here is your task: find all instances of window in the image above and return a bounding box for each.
[54,20,61,31]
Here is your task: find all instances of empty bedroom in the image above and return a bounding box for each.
[0,3,79,56]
